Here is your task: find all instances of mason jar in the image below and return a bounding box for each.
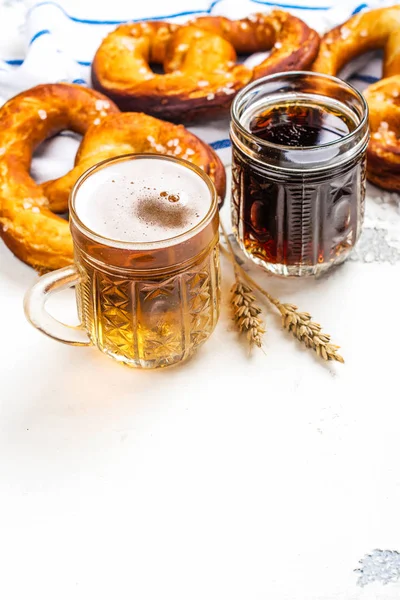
[230,71,369,276]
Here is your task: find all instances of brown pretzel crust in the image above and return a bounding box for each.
[312,6,400,77]
[0,84,119,272]
[364,76,400,191]
[0,84,226,271]
[92,12,319,121]
[43,112,226,212]
[312,6,400,191]
[193,13,319,79]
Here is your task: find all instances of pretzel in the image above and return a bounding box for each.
[43,112,226,212]
[92,11,319,121]
[0,84,119,272]
[0,84,226,272]
[312,6,400,78]
[312,5,400,191]
[363,77,400,191]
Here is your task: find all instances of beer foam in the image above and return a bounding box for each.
[74,157,212,244]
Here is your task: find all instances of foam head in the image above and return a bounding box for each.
[73,156,213,246]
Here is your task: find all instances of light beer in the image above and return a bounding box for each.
[25,154,220,368]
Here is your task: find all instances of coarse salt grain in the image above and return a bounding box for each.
[93,118,101,125]
[147,135,155,143]
[274,41,282,49]
[198,81,209,87]
[340,27,351,40]
[0,148,5,156]
[121,39,135,51]
[95,99,110,110]
[360,30,368,37]
[380,121,389,130]
[31,207,40,213]
[2,224,8,232]
[220,87,235,95]
[177,43,189,52]
[174,146,182,154]
[393,90,399,98]
[38,109,47,120]
[240,22,248,29]
[186,148,195,155]
[139,67,147,74]
[207,93,215,100]
[23,201,32,209]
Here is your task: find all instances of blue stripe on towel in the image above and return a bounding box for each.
[351,74,379,84]
[28,0,332,27]
[27,0,220,25]
[72,78,87,85]
[352,3,368,14]
[3,57,90,68]
[210,139,231,150]
[4,59,23,66]
[250,0,331,9]
[29,29,51,45]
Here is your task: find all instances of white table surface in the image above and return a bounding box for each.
[1,0,400,598]
[2,167,400,599]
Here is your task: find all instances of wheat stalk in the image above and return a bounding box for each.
[220,223,265,350]
[231,281,265,349]
[219,224,344,364]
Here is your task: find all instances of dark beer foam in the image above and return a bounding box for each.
[74,157,211,245]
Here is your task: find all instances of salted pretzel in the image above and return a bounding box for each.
[312,5,400,191]
[0,84,119,272]
[43,112,226,211]
[92,11,319,121]
[312,6,400,78]
[0,85,226,272]
[363,77,400,191]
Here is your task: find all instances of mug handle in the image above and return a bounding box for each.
[24,265,91,346]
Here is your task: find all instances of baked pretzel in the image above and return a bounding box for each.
[312,5,400,191]
[312,6,400,78]
[43,112,226,212]
[363,77,400,191]
[0,85,226,272]
[92,12,319,121]
[0,84,119,272]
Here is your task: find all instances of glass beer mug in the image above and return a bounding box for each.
[24,154,220,368]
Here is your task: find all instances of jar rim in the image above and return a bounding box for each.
[69,153,218,251]
[231,71,369,153]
